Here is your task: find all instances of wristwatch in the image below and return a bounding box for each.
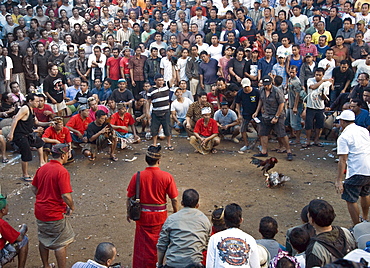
[274,115,279,119]
[156,263,164,268]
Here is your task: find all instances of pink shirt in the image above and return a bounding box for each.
[89,105,109,121]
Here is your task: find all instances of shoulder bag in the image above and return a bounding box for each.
[128,171,141,221]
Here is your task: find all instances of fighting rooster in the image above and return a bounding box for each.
[250,157,278,175]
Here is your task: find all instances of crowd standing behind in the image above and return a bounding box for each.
[0,0,369,266]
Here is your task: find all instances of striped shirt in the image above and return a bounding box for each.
[147,86,170,114]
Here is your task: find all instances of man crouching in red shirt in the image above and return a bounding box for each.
[0,194,29,268]
[32,143,75,268]
[189,107,221,154]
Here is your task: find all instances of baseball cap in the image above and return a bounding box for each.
[143,9,149,13]
[241,78,251,87]
[225,45,235,51]
[252,48,259,53]
[118,78,127,83]
[201,107,212,114]
[78,104,89,112]
[239,36,248,43]
[0,194,7,210]
[154,74,163,80]
[157,22,164,27]
[196,6,202,10]
[353,222,370,249]
[167,46,175,51]
[293,23,301,28]
[254,0,261,3]
[262,75,272,85]
[305,53,313,57]
[357,20,366,25]
[51,143,70,155]
[277,53,286,58]
[336,110,355,121]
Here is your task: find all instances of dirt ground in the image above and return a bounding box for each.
[0,135,352,268]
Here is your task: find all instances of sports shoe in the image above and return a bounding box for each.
[240,145,251,151]
[145,132,152,140]
[232,138,239,143]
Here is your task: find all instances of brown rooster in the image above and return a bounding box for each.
[250,157,278,174]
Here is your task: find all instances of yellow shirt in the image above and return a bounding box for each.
[11,14,22,24]
[312,31,333,45]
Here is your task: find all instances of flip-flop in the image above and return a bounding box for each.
[211,148,217,154]
[301,143,310,148]
[21,176,33,182]
[111,156,118,162]
[313,143,324,147]
[166,146,174,151]
[2,158,9,163]
[277,149,287,153]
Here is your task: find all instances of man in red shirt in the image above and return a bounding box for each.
[189,107,220,154]
[119,48,132,88]
[33,94,55,127]
[106,48,122,90]
[110,103,140,147]
[32,143,75,268]
[126,145,178,268]
[42,117,73,163]
[0,194,29,268]
[66,105,92,143]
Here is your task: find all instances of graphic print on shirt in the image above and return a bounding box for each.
[217,237,250,265]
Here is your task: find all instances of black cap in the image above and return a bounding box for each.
[262,75,272,85]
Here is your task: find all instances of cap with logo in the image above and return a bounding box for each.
[262,75,273,85]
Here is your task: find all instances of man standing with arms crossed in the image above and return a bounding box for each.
[127,145,178,268]
[31,143,75,268]
[335,110,370,225]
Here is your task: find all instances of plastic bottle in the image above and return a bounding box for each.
[364,241,370,253]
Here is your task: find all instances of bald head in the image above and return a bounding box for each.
[94,242,116,265]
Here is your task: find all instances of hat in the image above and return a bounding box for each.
[353,222,370,249]
[196,6,202,11]
[245,47,252,51]
[357,20,366,25]
[157,22,164,26]
[143,9,149,13]
[51,143,70,155]
[201,107,212,115]
[293,23,301,28]
[167,46,175,51]
[305,53,313,57]
[254,0,261,3]
[239,36,248,43]
[154,74,163,80]
[10,41,18,47]
[241,78,251,87]
[118,78,127,83]
[336,110,355,121]
[225,45,235,51]
[262,75,272,85]
[117,103,126,110]
[78,104,89,112]
[277,53,286,58]
[252,48,259,53]
[0,194,7,210]
[122,40,129,47]
[146,145,161,159]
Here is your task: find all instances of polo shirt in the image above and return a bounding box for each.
[258,57,277,78]
[66,114,92,135]
[312,31,333,45]
[214,109,237,126]
[110,112,135,133]
[337,123,370,178]
[194,118,219,137]
[42,126,72,143]
[355,109,370,128]
[74,90,93,106]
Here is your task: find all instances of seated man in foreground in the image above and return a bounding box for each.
[72,242,118,268]
[189,107,220,154]
[214,102,240,143]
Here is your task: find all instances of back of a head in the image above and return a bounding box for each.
[224,203,242,229]
[145,145,161,166]
[94,242,116,265]
[300,205,309,223]
[289,227,310,253]
[212,207,226,233]
[259,216,278,239]
[308,199,336,227]
[182,189,199,208]
[276,257,295,268]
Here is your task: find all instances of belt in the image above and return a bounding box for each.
[141,204,167,212]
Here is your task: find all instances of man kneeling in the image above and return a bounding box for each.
[190,107,220,154]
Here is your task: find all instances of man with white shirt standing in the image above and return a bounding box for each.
[318,48,336,79]
[207,35,223,62]
[335,109,370,225]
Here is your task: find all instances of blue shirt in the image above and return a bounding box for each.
[258,57,277,78]
[66,86,80,101]
[91,87,112,102]
[272,63,288,86]
[214,109,238,126]
[316,45,330,62]
[355,109,370,128]
[199,58,218,85]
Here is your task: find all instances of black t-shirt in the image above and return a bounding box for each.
[235,87,261,118]
[332,67,354,90]
[228,58,247,84]
[0,56,6,80]
[244,59,259,87]
[133,101,144,117]
[111,89,134,103]
[33,51,52,77]
[277,30,295,44]
[43,73,67,104]
[74,90,93,105]
[86,121,107,144]
[240,28,257,44]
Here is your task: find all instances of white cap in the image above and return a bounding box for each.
[201,107,212,115]
[241,78,251,88]
[336,110,355,121]
[353,222,370,249]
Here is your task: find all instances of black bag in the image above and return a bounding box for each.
[128,172,141,221]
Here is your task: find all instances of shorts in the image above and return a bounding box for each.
[81,143,98,155]
[14,135,44,162]
[241,116,253,133]
[49,100,67,113]
[0,236,28,267]
[259,117,287,137]
[151,111,171,137]
[305,108,325,130]
[71,133,84,143]
[219,126,239,135]
[173,118,186,129]
[342,175,370,203]
[288,106,303,131]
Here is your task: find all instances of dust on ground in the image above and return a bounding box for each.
[0,136,349,268]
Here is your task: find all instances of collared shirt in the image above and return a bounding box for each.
[272,63,288,86]
[337,123,370,178]
[257,57,277,78]
[157,207,211,267]
[186,101,214,122]
[66,86,81,100]
[335,27,355,41]
[260,86,285,118]
[128,55,147,81]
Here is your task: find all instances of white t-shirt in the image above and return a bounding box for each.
[170,97,193,119]
[276,44,293,57]
[318,58,336,79]
[290,15,309,30]
[177,57,190,81]
[197,43,210,54]
[207,44,224,62]
[160,57,175,82]
[351,59,370,86]
[306,79,330,110]
[206,228,260,268]
[355,12,370,25]
[337,123,370,179]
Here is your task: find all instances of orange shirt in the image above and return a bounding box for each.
[66,114,92,135]
[110,112,135,133]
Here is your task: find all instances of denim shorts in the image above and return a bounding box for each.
[342,175,370,203]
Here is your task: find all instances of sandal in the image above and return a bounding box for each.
[211,148,217,154]
[2,158,9,163]
[313,142,324,147]
[21,176,33,182]
[301,143,310,148]
[166,146,174,151]
[277,149,287,153]
[111,156,118,162]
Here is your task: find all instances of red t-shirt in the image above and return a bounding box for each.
[34,104,54,122]
[110,112,135,133]
[107,56,122,80]
[119,57,131,75]
[32,160,73,221]
[66,114,92,135]
[42,126,72,143]
[194,118,219,137]
[0,219,20,249]
[207,92,224,111]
